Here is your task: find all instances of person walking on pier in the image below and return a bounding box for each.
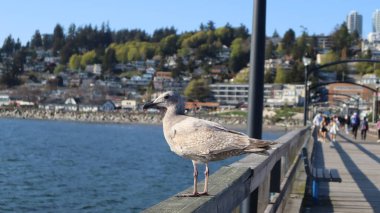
[329,116,339,142]
[320,116,329,143]
[344,114,350,134]
[313,112,323,139]
[360,117,369,141]
[351,112,360,140]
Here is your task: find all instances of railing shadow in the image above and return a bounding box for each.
[332,134,380,210]
[338,133,380,164]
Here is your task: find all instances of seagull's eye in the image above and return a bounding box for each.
[164,95,169,99]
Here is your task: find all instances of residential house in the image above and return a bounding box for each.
[121,99,137,111]
[361,73,379,86]
[38,98,65,111]
[210,65,229,81]
[64,97,79,111]
[85,64,102,75]
[100,100,116,112]
[185,101,219,112]
[0,95,11,106]
[153,71,173,91]
[216,45,230,62]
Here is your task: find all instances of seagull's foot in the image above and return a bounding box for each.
[176,191,209,197]
[176,192,200,197]
[198,191,209,196]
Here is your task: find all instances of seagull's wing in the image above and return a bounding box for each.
[168,116,273,161]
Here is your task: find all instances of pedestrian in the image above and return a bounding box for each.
[377,118,380,143]
[329,117,339,142]
[320,116,329,143]
[344,114,350,134]
[351,112,360,140]
[313,112,323,139]
[360,117,369,140]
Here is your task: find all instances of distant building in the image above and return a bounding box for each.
[361,73,380,85]
[210,83,304,107]
[121,100,137,110]
[373,9,380,33]
[327,83,373,110]
[347,11,363,37]
[210,83,249,105]
[0,95,11,106]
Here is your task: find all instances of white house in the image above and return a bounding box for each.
[0,95,11,106]
[121,100,137,110]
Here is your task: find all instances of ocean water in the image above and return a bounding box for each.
[0,118,286,212]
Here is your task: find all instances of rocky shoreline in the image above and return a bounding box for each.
[0,108,302,131]
[0,108,249,125]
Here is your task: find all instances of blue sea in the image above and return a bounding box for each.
[0,118,286,212]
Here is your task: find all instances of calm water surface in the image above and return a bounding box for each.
[0,118,287,212]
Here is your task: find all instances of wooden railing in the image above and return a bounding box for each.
[143,127,312,213]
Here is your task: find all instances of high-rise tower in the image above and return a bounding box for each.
[347,11,363,37]
[372,9,380,32]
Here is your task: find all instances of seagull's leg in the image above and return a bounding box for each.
[192,161,199,195]
[199,163,209,195]
[177,160,199,197]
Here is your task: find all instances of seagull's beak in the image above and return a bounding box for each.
[143,101,157,110]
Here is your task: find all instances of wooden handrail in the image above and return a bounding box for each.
[143,127,312,213]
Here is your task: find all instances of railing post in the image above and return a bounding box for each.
[242,188,258,213]
[270,160,282,193]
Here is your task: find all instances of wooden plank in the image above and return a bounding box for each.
[143,167,251,213]
[323,169,331,180]
[317,168,324,179]
[330,169,342,182]
[312,168,317,179]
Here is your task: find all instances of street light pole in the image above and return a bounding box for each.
[302,55,312,126]
[303,66,308,126]
[375,87,379,122]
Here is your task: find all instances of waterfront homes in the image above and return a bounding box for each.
[0,95,11,106]
[210,83,305,107]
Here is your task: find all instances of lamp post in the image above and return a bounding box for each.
[375,87,379,122]
[303,55,312,126]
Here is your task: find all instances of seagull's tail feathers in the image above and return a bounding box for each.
[244,138,278,155]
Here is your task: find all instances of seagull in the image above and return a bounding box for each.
[143,91,277,197]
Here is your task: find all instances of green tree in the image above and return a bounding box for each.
[68,54,82,71]
[282,29,296,54]
[184,79,211,101]
[42,34,53,50]
[159,34,178,56]
[215,24,234,46]
[103,48,117,74]
[264,68,275,83]
[1,49,25,87]
[330,23,353,59]
[1,35,15,55]
[233,68,249,83]
[80,50,96,69]
[228,38,250,73]
[265,40,275,59]
[54,64,65,75]
[274,66,287,83]
[31,30,43,49]
[52,24,65,56]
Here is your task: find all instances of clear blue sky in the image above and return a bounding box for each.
[1,0,379,45]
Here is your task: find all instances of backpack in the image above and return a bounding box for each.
[351,116,357,125]
[361,121,368,130]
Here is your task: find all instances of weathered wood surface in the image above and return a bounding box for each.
[306,133,380,213]
[144,128,311,213]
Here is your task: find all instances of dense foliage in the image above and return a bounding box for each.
[0,21,376,89]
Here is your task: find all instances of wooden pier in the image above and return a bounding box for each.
[303,132,380,213]
[143,127,380,213]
